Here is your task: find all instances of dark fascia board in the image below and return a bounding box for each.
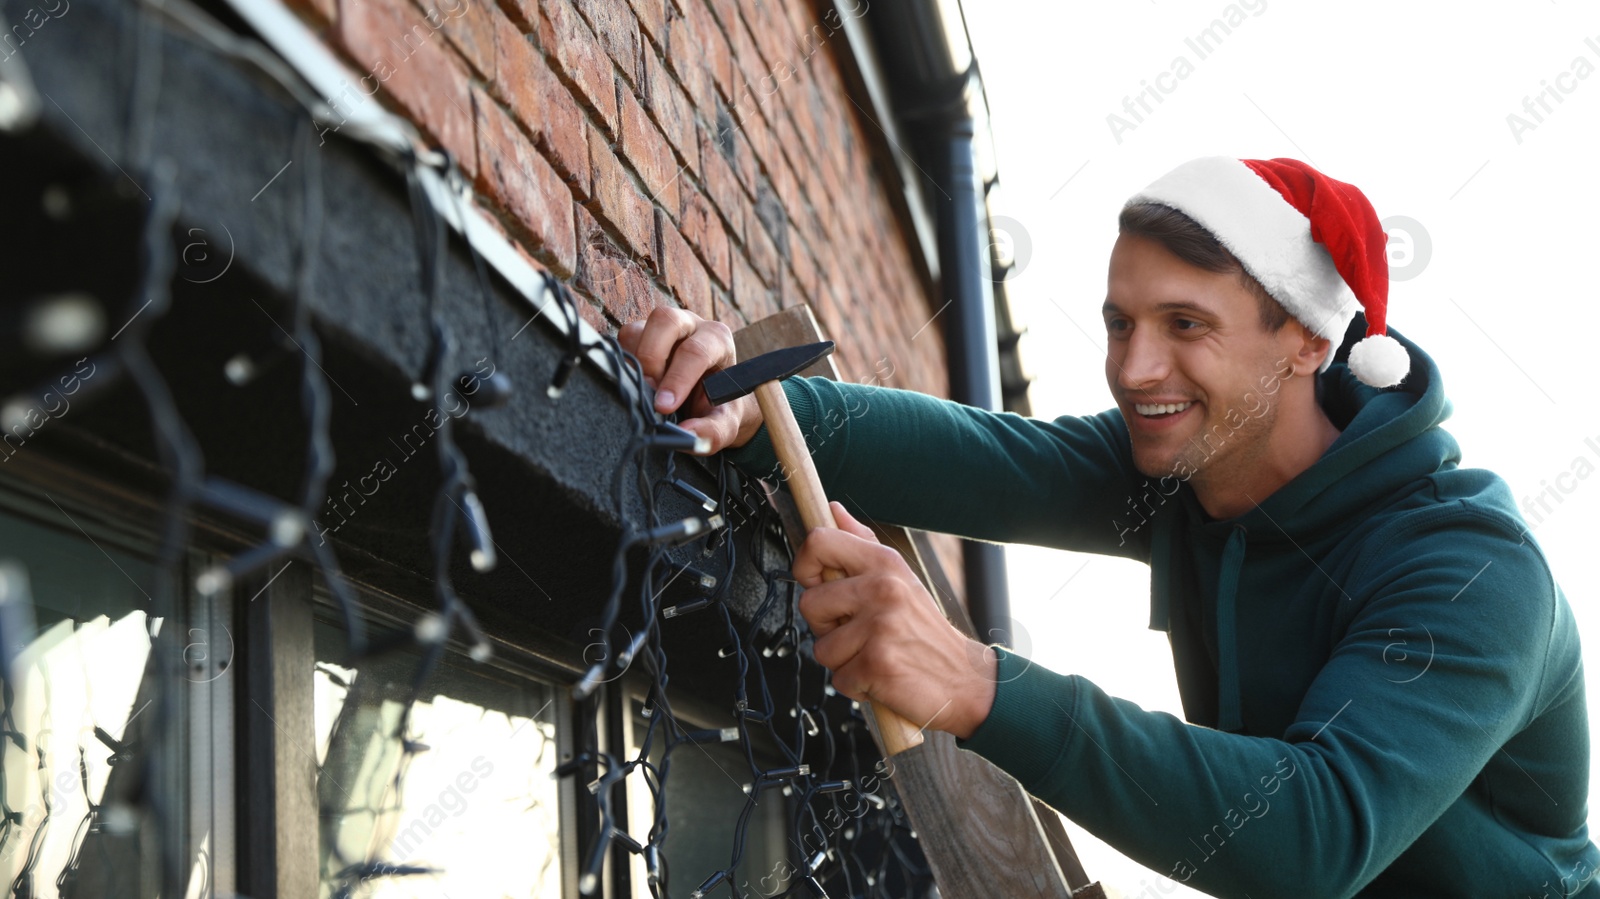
[0,0,795,689]
[823,1,942,294]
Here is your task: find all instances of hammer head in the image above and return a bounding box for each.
[701,341,834,405]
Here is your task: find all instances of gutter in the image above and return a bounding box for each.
[859,0,1016,647]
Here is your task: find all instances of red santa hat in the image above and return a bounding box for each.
[1124,157,1409,388]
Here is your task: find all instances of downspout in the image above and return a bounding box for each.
[862,0,1012,647]
[931,106,1013,648]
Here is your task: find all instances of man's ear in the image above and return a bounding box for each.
[1286,321,1331,378]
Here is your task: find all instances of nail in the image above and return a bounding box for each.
[658,390,675,409]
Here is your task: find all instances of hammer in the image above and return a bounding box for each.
[702,340,926,754]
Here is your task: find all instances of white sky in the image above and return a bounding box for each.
[963,2,1600,895]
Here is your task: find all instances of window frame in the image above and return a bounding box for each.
[0,460,236,897]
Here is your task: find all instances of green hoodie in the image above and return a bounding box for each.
[726,329,1597,898]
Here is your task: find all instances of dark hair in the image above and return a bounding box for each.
[1118,203,1290,332]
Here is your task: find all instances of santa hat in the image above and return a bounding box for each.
[1124,157,1409,388]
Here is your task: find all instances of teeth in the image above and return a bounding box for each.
[1134,401,1193,416]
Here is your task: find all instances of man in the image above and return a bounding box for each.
[620,157,1597,897]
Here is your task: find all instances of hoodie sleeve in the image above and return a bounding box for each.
[958,508,1571,898]
[722,376,1151,557]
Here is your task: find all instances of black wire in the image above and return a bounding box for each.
[32,0,924,889]
[114,159,200,899]
[288,116,368,657]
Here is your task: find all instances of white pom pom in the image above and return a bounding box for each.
[1348,333,1409,388]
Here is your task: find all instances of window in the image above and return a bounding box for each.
[625,694,789,899]
[0,489,232,898]
[312,610,563,898]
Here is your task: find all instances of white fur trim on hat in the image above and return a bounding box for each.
[1125,156,1359,371]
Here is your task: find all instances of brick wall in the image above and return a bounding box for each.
[291,0,966,594]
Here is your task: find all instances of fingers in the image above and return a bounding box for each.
[616,317,648,356]
[622,307,696,403]
[675,402,744,456]
[809,611,871,675]
[827,502,879,543]
[617,307,736,416]
[656,321,735,415]
[797,578,851,639]
[792,517,897,588]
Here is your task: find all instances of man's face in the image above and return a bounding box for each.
[1102,233,1303,485]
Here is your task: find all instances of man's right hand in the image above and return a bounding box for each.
[618,307,763,456]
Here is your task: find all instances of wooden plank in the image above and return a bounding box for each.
[237,559,319,899]
[731,306,1094,899]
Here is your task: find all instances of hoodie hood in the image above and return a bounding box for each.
[1225,320,1457,541]
[1150,319,1463,732]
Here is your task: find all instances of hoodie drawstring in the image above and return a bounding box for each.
[1216,524,1248,732]
[1149,518,1174,632]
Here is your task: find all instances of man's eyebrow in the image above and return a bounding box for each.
[1154,301,1218,317]
[1100,300,1220,317]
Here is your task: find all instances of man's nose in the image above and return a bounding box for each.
[1114,328,1171,390]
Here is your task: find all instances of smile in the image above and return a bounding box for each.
[1134,401,1194,417]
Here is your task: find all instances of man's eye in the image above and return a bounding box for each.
[1106,318,1130,333]
[1174,318,1203,331]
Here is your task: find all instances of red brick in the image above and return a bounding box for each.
[744,193,781,288]
[490,10,589,192]
[584,124,657,271]
[806,66,851,182]
[731,247,775,322]
[777,257,799,312]
[495,0,537,29]
[592,274,661,324]
[817,253,847,328]
[473,88,577,276]
[777,88,820,184]
[733,45,799,142]
[771,95,802,163]
[797,183,828,260]
[574,204,656,324]
[408,0,496,80]
[787,2,854,74]
[699,0,740,66]
[713,0,765,116]
[642,53,698,173]
[570,0,641,87]
[626,0,665,54]
[678,183,730,289]
[792,198,824,273]
[724,121,758,200]
[713,294,745,329]
[770,150,802,228]
[508,232,552,278]
[616,80,681,217]
[809,280,841,343]
[335,0,476,174]
[576,293,610,333]
[658,210,712,319]
[741,0,788,74]
[531,0,619,138]
[737,85,781,177]
[661,5,709,118]
[793,88,835,200]
[786,243,818,309]
[780,0,821,53]
[674,0,732,112]
[697,128,742,242]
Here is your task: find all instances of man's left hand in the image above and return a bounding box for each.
[793,502,999,740]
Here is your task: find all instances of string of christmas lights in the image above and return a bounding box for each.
[0,0,932,894]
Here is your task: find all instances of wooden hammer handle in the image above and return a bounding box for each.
[752,380,926,755]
